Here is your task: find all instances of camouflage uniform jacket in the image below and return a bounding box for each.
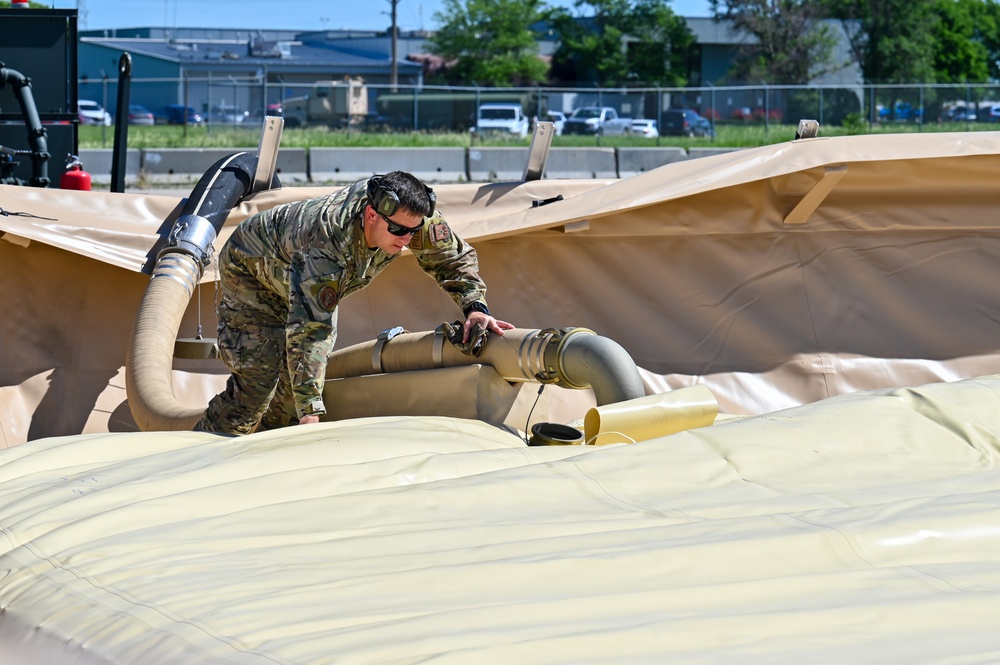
[221,179,488,418]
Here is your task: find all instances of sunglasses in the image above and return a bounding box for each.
[378,210,425,237]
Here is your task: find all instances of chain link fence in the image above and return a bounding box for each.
[79,77,1000,135]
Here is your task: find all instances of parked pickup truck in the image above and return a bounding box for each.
[472,103,530,138]
[562,106,632,135]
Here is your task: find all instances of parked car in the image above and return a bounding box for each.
[562,106,632,136]
[941,105,977,122]
[159,104,204,126]
[878,102,922,123]
[629,119,659,138]
[78,99,112,126]
[127,104,155,126]
[661,109,714,138]
[208,104,249,125]
[543,110,566,135]
[472,103,529,138]
[986,104,1000,123]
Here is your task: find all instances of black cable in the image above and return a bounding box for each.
[0,207,56,220]
[522,384,545,445]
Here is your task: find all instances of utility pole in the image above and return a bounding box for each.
[390,0,399,92]
[77,0,89,29]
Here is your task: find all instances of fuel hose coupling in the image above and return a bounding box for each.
[521,326,596,388]
[157,213,218,270]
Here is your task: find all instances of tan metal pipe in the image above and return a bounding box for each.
[326,327,645,406]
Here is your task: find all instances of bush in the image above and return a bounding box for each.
[841,112,866,135]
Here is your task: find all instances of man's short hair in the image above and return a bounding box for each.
[371,171,436,218]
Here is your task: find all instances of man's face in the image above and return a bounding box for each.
[364,204,424,254]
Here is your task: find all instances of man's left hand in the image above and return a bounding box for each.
[463,311,514,343]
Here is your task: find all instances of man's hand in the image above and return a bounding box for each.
[463,310,514,343]
[299,415,321,425]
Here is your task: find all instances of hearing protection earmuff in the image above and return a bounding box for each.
[367,175,436,218]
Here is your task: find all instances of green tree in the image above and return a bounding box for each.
[825,0,938,83]
[709,0,839,84]
[931,0,990,83]
[549,0,695,86]
[626,0,697,85]
[428,0,550,86]
[978,0,1000,81]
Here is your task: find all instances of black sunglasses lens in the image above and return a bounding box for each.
[383,213,423,236]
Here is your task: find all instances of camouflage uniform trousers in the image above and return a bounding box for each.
[196,250,333,435]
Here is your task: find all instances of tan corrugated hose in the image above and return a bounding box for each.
[126,152,264,431]
[126,252,206,430]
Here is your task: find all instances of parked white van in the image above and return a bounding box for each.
[473,103,529,138]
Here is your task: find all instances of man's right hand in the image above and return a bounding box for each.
[299,415,321,425]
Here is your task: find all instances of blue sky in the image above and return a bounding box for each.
[45,0,711,32]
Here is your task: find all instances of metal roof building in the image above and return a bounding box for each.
[79,27,426,119]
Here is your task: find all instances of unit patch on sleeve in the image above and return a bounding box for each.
[429,220,452,246]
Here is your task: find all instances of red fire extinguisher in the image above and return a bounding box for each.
[61,154,92,191]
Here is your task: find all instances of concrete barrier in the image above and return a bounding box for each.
[101,145,747,190]
[467,147,529,182]
[140,148,246,185]
[272,148,308,185]
[310,147,466,184]
[134,147,307,186]
[467,146,619,182]
[616,147,688,177]
[79,148,141,184]
[687,147,742,160]
[542,148,618,179]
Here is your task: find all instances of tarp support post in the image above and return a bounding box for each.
[523,121,555,182]
[784,164,847,225]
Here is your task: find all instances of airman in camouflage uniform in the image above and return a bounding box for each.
[196,171,513,435]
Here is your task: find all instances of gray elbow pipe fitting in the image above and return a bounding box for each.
[546,329,646,406]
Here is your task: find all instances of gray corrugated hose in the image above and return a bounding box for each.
[126,152,267,431]
[326,327,645,407]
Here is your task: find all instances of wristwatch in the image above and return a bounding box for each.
[463,301,491,317]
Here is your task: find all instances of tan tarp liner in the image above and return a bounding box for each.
[4,132,1000,662]
[4,376,1000,663]
[4,131,1000,447]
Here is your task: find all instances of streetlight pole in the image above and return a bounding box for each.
[390,0,399,92]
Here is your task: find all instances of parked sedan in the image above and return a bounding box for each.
[661,109,715,138]
[629,119,659,138]
[127,104,155,125]
[159,104,204,126]
[208,105,249,124]
[78,100,112,126]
